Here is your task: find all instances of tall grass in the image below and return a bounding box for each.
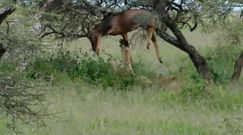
[1,82,243,135]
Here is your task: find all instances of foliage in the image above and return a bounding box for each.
[180,73,208,100]
[206,45,241,84]
[26,50,152,90]
[174,57,209,100]
[218,18,243,46]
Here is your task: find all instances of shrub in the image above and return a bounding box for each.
[27,50,150,90]
[206,45,241,84]
[179,62,210,100]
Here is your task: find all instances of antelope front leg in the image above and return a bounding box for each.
[124,46,134,74]
[146,29,153,50]
[121,35,134,75]
[146,37,151,50]
[120,43,125,64]
[96,35,101,56]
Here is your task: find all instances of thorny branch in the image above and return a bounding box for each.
[0,74,50,134]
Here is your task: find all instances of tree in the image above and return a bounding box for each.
[37,0,243,82]
[0,4,49,134]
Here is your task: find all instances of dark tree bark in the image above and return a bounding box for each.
[231,51,243,81]
[0,6,16,58]
[0,43,6,58]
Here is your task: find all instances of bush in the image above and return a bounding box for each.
[206,45,241,84]
[26,50,151,90]
[177,59,209,100]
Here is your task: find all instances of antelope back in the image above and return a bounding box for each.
[95,9,160,36]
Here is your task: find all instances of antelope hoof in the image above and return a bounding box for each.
[130,70,135,76]
[126,64,135,75]
[146,45,150,50]
[159,58,163,64]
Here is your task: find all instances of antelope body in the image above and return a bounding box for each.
[88,9,163,73]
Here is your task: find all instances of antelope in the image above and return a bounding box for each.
[88,9,163,73]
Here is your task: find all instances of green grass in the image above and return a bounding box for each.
[2,82,243,135]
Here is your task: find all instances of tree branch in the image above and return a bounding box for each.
[231,51,243,81]
[0,6,16,25]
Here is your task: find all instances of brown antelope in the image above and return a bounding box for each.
[88,9,163,72]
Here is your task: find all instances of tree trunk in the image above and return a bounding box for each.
[157,18,212,82]
[0,43,6,58]
[231,51,243,81]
